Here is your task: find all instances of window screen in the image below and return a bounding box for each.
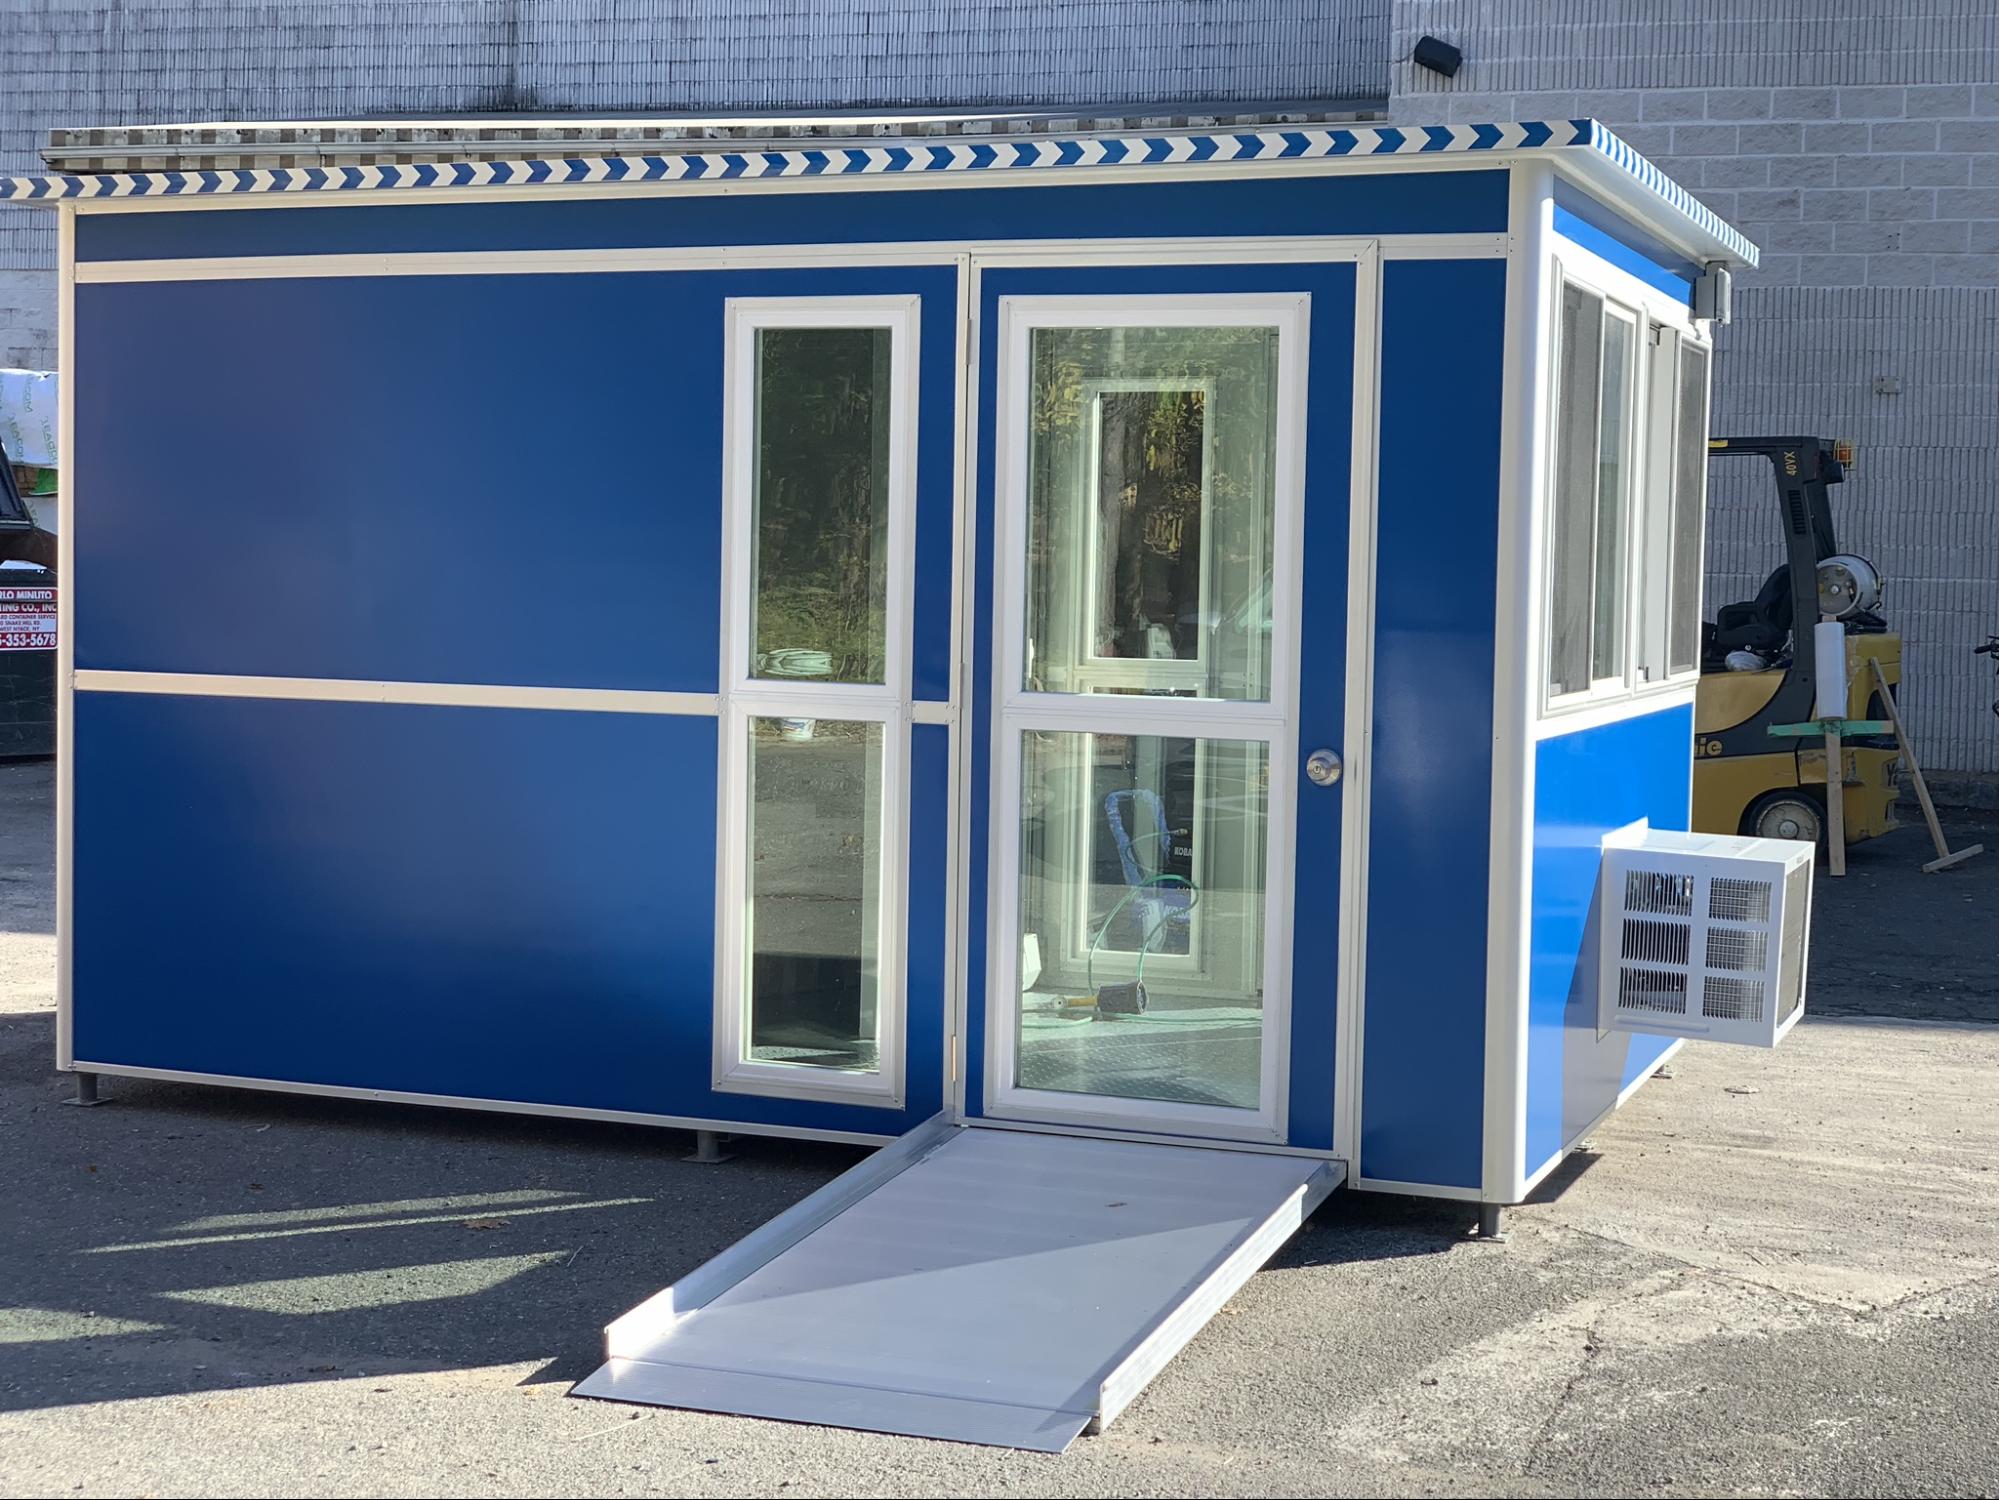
[1668,342,1711,676]
[1549,284,1604,698]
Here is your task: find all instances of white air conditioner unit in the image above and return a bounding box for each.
[1599,829,1813,1048]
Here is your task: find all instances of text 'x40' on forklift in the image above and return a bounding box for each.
[1693,436,1900,848]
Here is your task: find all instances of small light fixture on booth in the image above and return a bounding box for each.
[1412,34,1463,79]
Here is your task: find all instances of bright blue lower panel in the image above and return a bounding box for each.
[1357,258,1507,1193]
[72,692,942,1136]
[1523,704,1695,1180]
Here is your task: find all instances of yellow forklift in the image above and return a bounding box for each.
[1693,436,1901,846]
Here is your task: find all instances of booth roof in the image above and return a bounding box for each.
[2,111,1757,271]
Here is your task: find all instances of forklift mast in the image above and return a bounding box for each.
[1706,435,1847,725]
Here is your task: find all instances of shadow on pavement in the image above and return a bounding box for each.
[0,1007,864,1415]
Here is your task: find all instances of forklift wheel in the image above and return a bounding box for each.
[1747,791,1824,846]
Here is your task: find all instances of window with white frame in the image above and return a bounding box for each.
[1546,271,1710,709]
[714,298,916,1106]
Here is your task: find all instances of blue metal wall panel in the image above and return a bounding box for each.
[74,172,1512,263]
[963,260,1355,1148]
[73,264,959,692]
[1357,257,1506,1192]
[1522,704,1692,1179]
[71,692,944,1136]
[1283,267,1357,1153]
[906,721,952,1108]
[910,298,960,703]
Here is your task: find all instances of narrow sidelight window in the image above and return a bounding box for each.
[716,298,916,1107]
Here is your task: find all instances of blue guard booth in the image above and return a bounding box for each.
[8,110,1773,1449]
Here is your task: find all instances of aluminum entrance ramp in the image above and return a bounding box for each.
[574,1119,1341,1451]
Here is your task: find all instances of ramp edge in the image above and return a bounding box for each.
[1094,1157,1345,1431]
[575,1357,1093,1453]
[603,1110,958,1358]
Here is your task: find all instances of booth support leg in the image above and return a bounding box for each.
[65,1071,106,1107]
[685,1130,733,1165]
[1476,1203,1508,1242]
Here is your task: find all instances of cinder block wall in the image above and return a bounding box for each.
[7,2,1995,770]
[1391,0,1999,772]
[0,0,1386,365]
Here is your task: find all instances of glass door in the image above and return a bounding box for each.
[982,289,1319,1144]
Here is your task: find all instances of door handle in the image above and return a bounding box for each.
[1305,748,1343,786]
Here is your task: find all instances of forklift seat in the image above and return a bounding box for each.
[1709,563,1793,659]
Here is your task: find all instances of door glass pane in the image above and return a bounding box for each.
[1592,315,1633,682]
[1015,729,1267,1112]
[1025,325,1280,701]
[746,717,883,1072]
[751,327,892,685]
[1549,284,1603,697]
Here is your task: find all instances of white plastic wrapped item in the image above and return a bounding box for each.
[0,369,57,468]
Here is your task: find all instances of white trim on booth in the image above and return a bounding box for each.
[1481,161,1557,1208]
[71,669,721,716]
[1333,241,1383,1174]
[71,232,1509,287]
[66,1060,899,1147]
[54,204,75,1072]
[949,255,985,1122]
[710,294,921,1110]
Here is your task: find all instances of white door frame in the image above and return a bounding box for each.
[979,291,1312,1145]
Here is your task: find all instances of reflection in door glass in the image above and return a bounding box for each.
[751,327,893,685]
[1025,326,1280,701]
[746,717,883,1072]
[1014,730,1267,1111]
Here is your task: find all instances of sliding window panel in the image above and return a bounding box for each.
[1547,283,1603,701]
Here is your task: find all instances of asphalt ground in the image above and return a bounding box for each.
[2,757,1996,1498]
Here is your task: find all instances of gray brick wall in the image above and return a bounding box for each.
[1392,1,1999,772]
[1,1,1389,371]
[5,1,1994,771]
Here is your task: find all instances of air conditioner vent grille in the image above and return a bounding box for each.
[1702,975,1765,1022]
[1619,968,1689,1015]
[1704,927,1769,972]
[1708,876,1772,924]
[1600,830,1814,1049]
[1622,916,1691,967]
[1625,869,1694,916]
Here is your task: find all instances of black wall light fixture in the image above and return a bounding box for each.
[1413,35,1463,78]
